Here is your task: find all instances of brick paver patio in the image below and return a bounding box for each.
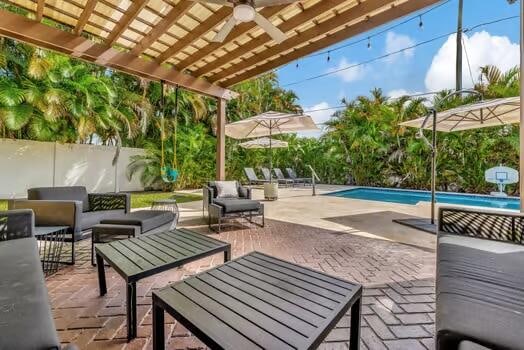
[47,218,436,350]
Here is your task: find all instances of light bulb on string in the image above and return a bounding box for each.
[327,51,331,63]
[419,15,424,30]
[295,60,299,69]
[367,37,371,49]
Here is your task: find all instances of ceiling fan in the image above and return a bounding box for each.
[192,0,299,44]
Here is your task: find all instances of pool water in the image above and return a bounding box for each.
[327,187,520,210]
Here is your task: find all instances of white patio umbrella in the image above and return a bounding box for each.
[400,94,521,228]
[239,137,288,149]
[226,111,318,183]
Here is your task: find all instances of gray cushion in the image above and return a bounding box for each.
[100,210,174,233]
[215,181,239,198]
[436,233,524,350]
[81,209,126,231]
[213,199,260,214]
[458,341,492,350]
[29,186,90,212]
[0,238,60,349]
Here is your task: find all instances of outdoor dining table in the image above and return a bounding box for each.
[152,251,362,350]
[94,228,231,341]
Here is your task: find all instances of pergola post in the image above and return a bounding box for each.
[520,0,524,212]
[216,98,226,180]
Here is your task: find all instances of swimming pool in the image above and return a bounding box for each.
[327,187,520,210]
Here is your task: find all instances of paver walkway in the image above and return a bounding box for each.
[47,218,436,350]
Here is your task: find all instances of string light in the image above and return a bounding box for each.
[327,51,331,62]
[295,60,299,69]
[419,15,424,29]
[367,37,371,49]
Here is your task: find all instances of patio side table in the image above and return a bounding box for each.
[151,199,179,229]
[95,228,231,341]
[152,251,362,350]
[34,226,68,277]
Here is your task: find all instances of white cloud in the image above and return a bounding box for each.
[327,57,366,82]
[298,102,333,138]
[425,31,520,91]
[384,31,415,63]
[387,89,414,99]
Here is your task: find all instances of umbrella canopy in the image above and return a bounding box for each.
[225,111,319,139]
[400,97,520,132]
[239,137,288,149]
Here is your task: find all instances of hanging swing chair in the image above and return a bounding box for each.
[160,82,180,183]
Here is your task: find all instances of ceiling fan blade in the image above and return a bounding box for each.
[212,16,237,43]
[254,0,300,7]
[191,0,232,6]
[254,13,287,44]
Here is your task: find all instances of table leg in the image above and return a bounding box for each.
[70,238,75,265]
[127,282,137,341]
[152,300,165,350]
[350,297,362,350]
[96,254,107,296]
[224,247,231,262]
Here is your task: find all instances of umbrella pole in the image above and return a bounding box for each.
[519,0,524,212]
[431,109,437,225]
[269,122,273,184]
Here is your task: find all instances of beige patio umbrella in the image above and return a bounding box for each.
[239,137,288,149]
[226,111,318,183]
[399,94,521,229]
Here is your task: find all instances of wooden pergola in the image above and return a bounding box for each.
[0,0,440,179]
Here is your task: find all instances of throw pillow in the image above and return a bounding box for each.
[215,181,239,198]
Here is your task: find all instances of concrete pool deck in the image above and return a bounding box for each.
[179,184,437,251]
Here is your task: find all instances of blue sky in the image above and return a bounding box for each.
[275,0,522,132]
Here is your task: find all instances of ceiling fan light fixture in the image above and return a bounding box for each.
[233,4,256,22]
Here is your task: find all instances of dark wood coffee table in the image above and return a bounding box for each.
[95,228,231,341]
[152,251,362,350]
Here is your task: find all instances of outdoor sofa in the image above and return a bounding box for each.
[9,186,130,264]
[436,206,524,350]
[0,209,76,350]
[203,181,264,233]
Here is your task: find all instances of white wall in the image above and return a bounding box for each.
[0,139,145,198]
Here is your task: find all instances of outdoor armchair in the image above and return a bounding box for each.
[203,181,263,233]
[436,206,524,350]
[244,167,269,185]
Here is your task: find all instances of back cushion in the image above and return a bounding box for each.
[28,186,90,212]
[215,181,239,199]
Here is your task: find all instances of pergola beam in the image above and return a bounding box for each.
[74,0,97,35]
[193,0,374,78]
[105,0,148,46]
[0,9,236,100]
[176,5,287,71]
[218,0,439,86]
[130,1,194,56]
[156,7,232,65]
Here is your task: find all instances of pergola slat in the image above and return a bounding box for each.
[216,0,439,86]
[193,0,354,78]
[0,9,236,100]
[105,0,148,46]
[74,0,98,35]
[155,7,232,65]
[176,4,288,71]
[130,1,194,56]
[35,0,45,21]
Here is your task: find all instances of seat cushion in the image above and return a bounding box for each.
[81,209,126,231]
[28,186,90,212]
[213,199,261,214]
[0,238,60,349]
[100,210,174,233]
[436,234,524,350]
[458,341,492,350]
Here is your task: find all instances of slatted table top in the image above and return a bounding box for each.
[95,228,231,282]
[153,251,362,350]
